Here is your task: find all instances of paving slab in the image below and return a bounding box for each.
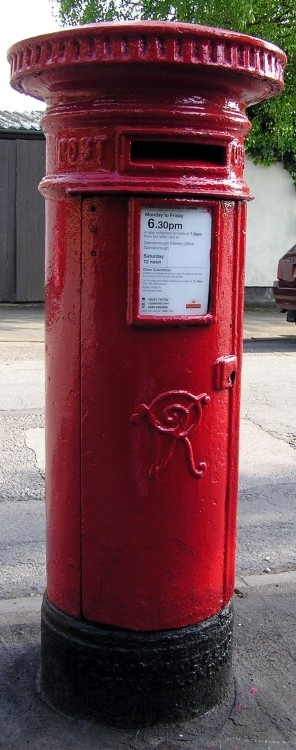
[0,304,295,342]
[243,309,296,341]
[0,304,44,342]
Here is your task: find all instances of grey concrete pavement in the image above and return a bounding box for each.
[0,303,295,749]
[243,308,296,340]
[0,304,44,342]
[0,303,296,341]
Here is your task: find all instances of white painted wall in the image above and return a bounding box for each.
[244,158,296,287]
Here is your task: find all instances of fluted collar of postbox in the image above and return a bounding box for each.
[8,21,286,107]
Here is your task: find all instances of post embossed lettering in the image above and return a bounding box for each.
[58,136,102,166]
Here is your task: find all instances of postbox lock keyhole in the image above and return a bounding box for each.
[214,356,238,390]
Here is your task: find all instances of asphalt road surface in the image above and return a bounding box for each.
[238,338,295,576]
[0,337,295,599]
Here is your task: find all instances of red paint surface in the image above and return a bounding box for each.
[45,198,82,617]
[8,23,285,628]
[79,196,247,628]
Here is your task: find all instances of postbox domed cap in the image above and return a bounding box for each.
[8,21,286,106]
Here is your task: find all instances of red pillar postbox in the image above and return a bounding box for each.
[9,22,285,726]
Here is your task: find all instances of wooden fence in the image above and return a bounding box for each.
[0,136,45,302]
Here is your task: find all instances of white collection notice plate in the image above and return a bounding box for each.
[139,206,212,318]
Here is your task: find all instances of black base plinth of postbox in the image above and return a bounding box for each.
[39,594,233,727]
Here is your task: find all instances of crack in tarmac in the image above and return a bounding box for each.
[243,417,296,448]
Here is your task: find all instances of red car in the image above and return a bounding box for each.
[273,243,296,323]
